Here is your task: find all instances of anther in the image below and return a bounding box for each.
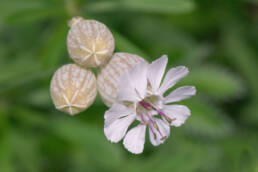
[164,116,175,124]
[153,121,159,131]
[156,108,176,124]
[161,136,167,141]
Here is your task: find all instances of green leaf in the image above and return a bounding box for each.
[26,87,52,107]
[0,0,44,19]
[0,0,65,24]
[240,100,258,126]
[4,130,41,172]
[40,22,68,68]
[222,25,258,97]
[112,31,150,61]
[0,135,15,172]
[6,7,65,24]
[86,0,195,14]
[0,57,40,84]
[11,107,50,127]
[0,66,54,95]
[121,0,195,14]
[182,43,213,66]
[53,118,123,171]
[124,136,222,172]
[182,97,234,138]
[180,65,244,100]
[115,16,195,59]
[239,150,255,172]
[0,56,46,95]
[219,134,257,172]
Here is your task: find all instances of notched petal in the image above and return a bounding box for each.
[123,124,146,154]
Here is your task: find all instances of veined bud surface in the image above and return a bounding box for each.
[97,53,146,107]
[67,17,115,68]
[50,64,97,115]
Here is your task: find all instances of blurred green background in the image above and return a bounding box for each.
[0,0,258,171]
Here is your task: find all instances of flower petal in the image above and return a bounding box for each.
[104,103,135,127]
[117,71,141,102]
[162,105,190,127]
[149,118,170,146]
[104,115,135,143]
[147,55,168,93]
[123,124,146,154]
[117,62,148,102]
[128,62,148,98]
[159,66,189,94]
[165,86,196,103]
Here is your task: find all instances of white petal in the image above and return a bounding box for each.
[147,55,168,93]
[117,71,141,102]
[165,86,196,103]
[104,103,135,127]
[128,62,148,98]
[162,105,190,127]
[123,124,146,154]
[117,62,148,102]
[149,118,170,146]
[104,115,135,143]
[159,66,189,94]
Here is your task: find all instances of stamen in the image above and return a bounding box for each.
[156,108,175,124]
[145,112,164,140]
[155,124,164,138]
[148,123,157,140]
[145,112,155,124]
[153,121,159,131]
[139,101,152,109]
[138,100,170,141]
[139,100,175,124]
[139,112,146,124]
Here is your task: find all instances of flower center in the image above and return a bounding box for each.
[136,98,175,141]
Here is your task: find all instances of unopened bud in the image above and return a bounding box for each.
[67,17,115,67]
[50,64,97,115]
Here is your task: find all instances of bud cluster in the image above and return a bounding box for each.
[50,16,147,115]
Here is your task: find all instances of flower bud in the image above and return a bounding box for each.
[50,64,97,115]
[67,17,115,68]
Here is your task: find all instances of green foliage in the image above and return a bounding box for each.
[181,65,244,100]
[183,97,234,138]
[53,118,123,171]
[0,0,257,171]
[0,0,65,24]
[113,31,149,60]
[40,22,68,68]
[85,0,195,14]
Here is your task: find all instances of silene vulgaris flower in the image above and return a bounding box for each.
[104,55,196,154]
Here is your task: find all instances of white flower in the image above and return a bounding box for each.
[104,55,196,154]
